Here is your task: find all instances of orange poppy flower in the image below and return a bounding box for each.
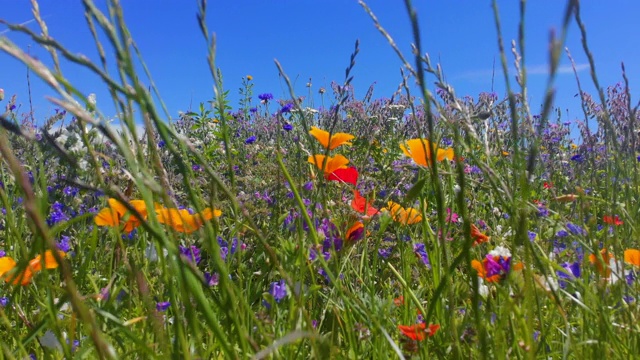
[470,224,490,246]
[400,138,454,167]
[384,201,422,225]
[309,126,354,150]
[1,250,66,286]
[398,323,440,341]
[156,207,222,233]
[351,190,378,218]
[308,154,349,177]
[94,198,148,233]
[624,249,640,267]
[345,221,364,242]
[589,249,614,277]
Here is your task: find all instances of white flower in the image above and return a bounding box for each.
[489,245,511,259]
[88,93,97,106]
[477,278,489,297]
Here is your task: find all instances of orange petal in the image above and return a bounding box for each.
[471,259,485,278]
[0,256,17,277]
[436,147,454,162]
[624,249,640,267]
[309,126,354,150]
[471,224,490,246]
[94,207,120,227]
[401,139,431,167]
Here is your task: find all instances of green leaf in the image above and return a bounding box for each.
[404,177,426,205]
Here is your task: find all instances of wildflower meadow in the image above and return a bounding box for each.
[1,0,640,358]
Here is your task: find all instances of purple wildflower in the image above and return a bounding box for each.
[269,279,287,302]
[156,301,171,312]
[245,136,256,144]
[258,93,274,102]
[179,245,201,264]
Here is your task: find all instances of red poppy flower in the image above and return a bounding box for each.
[398,323,440,341]
[603,215,623,226]
[327,167,359,186]
[351,190,378,217]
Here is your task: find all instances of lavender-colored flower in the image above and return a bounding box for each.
[566,222,586,236]
[555,230,569,238]
[527,231,537,241]
[156,301,171,312]
[245,136,256,144]
[258,93,273,102]
[0,297,8,307]
[179,245,201,264]
[303,181,313,191]
[378,247,393,258]
[413,243,430,268]
[204,272,219,286]
[557,261,581,289]
[269,279,287,302]
[57,235,72,252]
[249,107,258,113]
[0,250,5,258]
[63,186,79,197]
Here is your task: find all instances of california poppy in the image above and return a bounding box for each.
[624,249,640,267]
[309,126,354,150]
[589,249,614,277]
[351,190,378,218]
[94,198,148,233]
[156,207,222,233]
[400,138,454,167]
[345,221,364,242]
[398,323,440,341]
[384,201,422,225]
[308,154,349,177]
[1,250,66,286]
[554,194,578,202]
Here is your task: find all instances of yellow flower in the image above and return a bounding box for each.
[247,75,253,81]
[309,126,355,150]
[308,154,349,177]
[384,201,422,225]
[400,138,454,167]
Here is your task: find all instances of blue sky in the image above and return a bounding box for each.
[1,1,639,127]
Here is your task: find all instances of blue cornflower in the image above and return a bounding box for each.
[158,140,165,148]
[249,107,258,113]
[570,154,584,163]
[245,136,256,144]
[283,123,293,131]
[281,103,294,113]
[0,297,8,307]
[557,261,581,289]
[258,93,274,102]
[527,231,537,241]
[556,230,569,238]
[156,301,171,312]
[269,279,287,302]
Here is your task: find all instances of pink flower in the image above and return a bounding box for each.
[446,208,459,223]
